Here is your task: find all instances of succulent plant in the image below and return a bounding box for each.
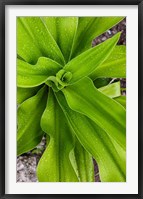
[17,17,126,182]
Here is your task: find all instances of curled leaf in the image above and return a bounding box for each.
[62,77,126,150]
[55,91,126,182]
[17,86,48,156]
[64,33,121,84]
[37,89,78,182]
[17,57,62,87]
[17,86,42,104]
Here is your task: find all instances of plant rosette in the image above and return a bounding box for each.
[17,17,126,182]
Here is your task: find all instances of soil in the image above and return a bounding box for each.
[17,18,126,182]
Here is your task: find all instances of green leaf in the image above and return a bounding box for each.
[70,139,95,182]
[70,17,124,58]
[98,81,121,98]
[42,17,57,41]
[64,33,121,84]
[17,86,42,104]
[37,89,78,182]
[97,82,126,109]
[43,17,78,63]
[17,18,42,64]
[17,57,62,87]
[55,92,126,182]
[114,96,126,108]
[90,45,126,80]
[98,82,126,109]
[17,86,48,156]
[94,78,110,88]
[110,137,126,167]
[17,17,65,65]
[62,77,126,150]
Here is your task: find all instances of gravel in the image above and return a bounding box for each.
[17,18,126,182]
[93,18,126,46]
[17,137,46,182]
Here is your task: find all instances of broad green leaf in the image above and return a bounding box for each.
[17,86,48,156]
[110,137,126,167]
[70,17,124,58]
[17,86,42,104]
[55,17,78,63]
[43,17,78,63]
[62,77,126,150]
[98,81,121,98]
[17,57,62,87]
[42,17,57,41]
[17,17,42,64]
[98,83,126,109]
[17,17,65,65]
[37,89,78,182]
[90,45,126,80]
[70,139,95,182]
[114,96,126,108]
[55,92,126,182]
[64,33,120,84]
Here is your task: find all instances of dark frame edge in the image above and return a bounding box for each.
[138,1,143,199]
[0,0,5,199]
[0,0,142,5]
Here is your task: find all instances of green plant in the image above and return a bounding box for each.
[17,17,126,182]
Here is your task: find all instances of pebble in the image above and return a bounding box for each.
[17,137,46,182]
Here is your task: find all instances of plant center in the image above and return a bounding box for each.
[45,69,72,92]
